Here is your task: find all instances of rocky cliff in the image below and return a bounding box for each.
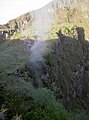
[0,0,85,40]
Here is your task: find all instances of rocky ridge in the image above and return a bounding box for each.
[0,0,84,40]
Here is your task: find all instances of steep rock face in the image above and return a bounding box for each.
[22,0,84,38]
[0,13,32,40]
[53,0,89,40]
[30,7,54,38]
[8,12,32,32]
[0,0,84,39]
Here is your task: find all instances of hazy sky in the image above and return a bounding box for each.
[0,0,52,24]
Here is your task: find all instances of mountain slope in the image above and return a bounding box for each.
[1,0,89,119]
[0,0,85,40]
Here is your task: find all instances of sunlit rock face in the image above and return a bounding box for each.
[8,13,32,32]
[31,7,54,38]
[30,0,83,38]
[0,0,83,39]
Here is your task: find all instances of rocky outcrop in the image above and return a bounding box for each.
[8,12,32,32]
[0,29,15,40]
[0,13,32,40]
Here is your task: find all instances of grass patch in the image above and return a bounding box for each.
[0,40,29,72]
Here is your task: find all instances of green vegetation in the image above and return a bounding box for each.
[0,80,89,120]
[0,30,89,119]
[0,40,29,72]
[10,32,22,40]
[48,23,77,39]
[54,0,89,40]
[1,0,89,119]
